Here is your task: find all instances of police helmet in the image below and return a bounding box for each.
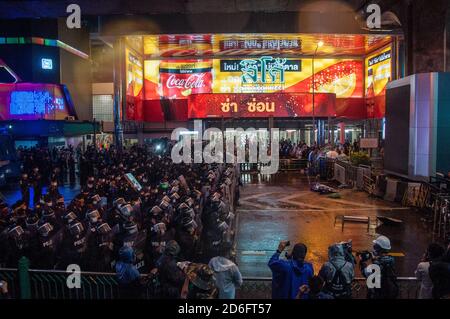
[69,221,85,236]
[97,222,111,235]
[38,222,54,237]
[64,211,78,224]
[8,225,25,239]
[87,210,100,223]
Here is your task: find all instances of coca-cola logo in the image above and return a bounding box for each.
[166,74,206,90]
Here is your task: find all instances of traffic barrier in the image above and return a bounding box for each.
[239,159,308,174]
[334,215,371,232]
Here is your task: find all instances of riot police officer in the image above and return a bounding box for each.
[35,221,60,269]
[19,173,30,207]
[59,220,88,269]
[30,167,42,204]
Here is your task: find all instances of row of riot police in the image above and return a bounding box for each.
[1,146,239,279]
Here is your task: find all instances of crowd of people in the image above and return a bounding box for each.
[268,237,450,299]
[278,139,358,160]
[1,142,450,300]
[0,143,243,299]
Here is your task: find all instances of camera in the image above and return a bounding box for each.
[339,240,356,264]
[356,250,373,263]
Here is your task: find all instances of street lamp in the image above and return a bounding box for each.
[312,40,324,146]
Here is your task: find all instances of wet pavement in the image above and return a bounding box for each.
[1,172,433,278]
[236,172,433,278]
[1,184,80,208]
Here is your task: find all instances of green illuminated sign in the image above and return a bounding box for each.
[240,56,287,84]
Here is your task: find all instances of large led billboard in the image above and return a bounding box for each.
[126,34,391,121]
[144,58,362,99]
[365,45,392,118]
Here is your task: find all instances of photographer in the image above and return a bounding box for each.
[359,235,398,299]
[318,243,354,299]
[268,240,314,299]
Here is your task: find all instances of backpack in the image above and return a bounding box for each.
[377,262,399,299]
[325,261,352,298]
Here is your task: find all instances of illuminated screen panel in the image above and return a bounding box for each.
[188,93,336,119]
[213,57,363,98]
[144,58,363,99]
[365,45,392,118]
[125,47,144,121]
[0,83,71,120]
[143,34,391,57]
[138,33,392,121]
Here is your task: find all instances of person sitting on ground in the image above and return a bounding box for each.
[415,243,445,299]
[208,244,243,299]
[318,243,355,299]
[297,275,334,300]
[268,240,314,299]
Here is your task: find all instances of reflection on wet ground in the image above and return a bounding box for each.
[236,172,432,277]
[1,184,80,208]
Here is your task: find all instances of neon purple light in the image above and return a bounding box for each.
[10,90,65,115]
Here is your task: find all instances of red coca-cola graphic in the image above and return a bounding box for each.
[166,73,208,90]
[159,59,212,99]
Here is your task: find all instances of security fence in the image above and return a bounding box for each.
[240,159,308,173]
[236,276,419,299]
[1,263,419,299]
[330,158,450,239]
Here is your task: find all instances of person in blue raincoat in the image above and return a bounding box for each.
[115,245,142,298]
[268,240,314,299]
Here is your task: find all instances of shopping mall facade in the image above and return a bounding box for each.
[0,0,448,149]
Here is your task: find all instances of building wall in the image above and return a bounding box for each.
[0,18,92,120]
[58,18,92,121]
[388,0,450,75]
[0,19,60,83]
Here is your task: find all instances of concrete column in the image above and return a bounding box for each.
[300,128,306,143]
[319,119,326,146]
[113,37,124,149]
[330,120,335,147]
[339,122,345,145]
[137,125,144,145]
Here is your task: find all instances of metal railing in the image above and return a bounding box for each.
[240,159,308,173]
[237,276,419,299]
[1,266,419,299]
